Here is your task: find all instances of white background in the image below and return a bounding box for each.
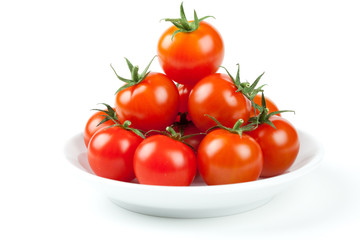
[1,0,359,239]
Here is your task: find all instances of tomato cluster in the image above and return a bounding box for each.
[84,3,300,186]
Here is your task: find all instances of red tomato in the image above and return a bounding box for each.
[87,126,143,182]
[178,84,192,114]
[84,111,113,148]
[115,72,180,132]
[247,116,300,177]
[188,73,252,132]
[133,135,197,186]
[197,129,263,185]
[158,21,224,86]
[174,84,192,122]
[250,94,280,117]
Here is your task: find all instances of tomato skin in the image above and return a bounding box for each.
[87,126,143,181]
[250,94,280,117]
[133,135,197,186]
[115,72,180,132]
[247,116,300,177]
[175,84,192,122]
[188,73,252,132]
[158,21,224,86]
[197,129,263,185]
[84,111,113,148]
[178,84,192,114]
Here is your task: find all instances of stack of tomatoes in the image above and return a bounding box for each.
[84,3,300,186]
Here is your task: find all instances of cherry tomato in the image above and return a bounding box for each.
[174,84,192,122]
[115,72,180,132]
[250,94,280,117]
[188,73,252,132]
[87,126,143,181]
[84,110,113,148]
[158,21,224,86]
[247,116,300,177]
[178,84,192,114]
[197,129,263,185]
[133,135,197,186]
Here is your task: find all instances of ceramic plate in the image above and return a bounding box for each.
[64,130,323,218]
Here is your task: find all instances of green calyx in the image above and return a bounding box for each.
[220,64,267,123]
[220,64,266,101]
[111,56,157,94]
[162,2,214,39]
[205,114,256,137]
[92,103,145,139]
[249,92,295,129]
[92,103,119,126]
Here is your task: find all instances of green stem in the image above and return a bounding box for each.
[166,126,179,138]
[131,66,139,82]
[123,120,131,128]
[232,119,244,131]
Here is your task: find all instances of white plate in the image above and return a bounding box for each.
[64,130,324,218]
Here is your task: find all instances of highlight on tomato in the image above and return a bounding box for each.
[87,109,145,182]
[197,116,263,185]
[188,64,264,132]
[133,127,197,186]
[158,2,224,86]
[247,93,300,177]
[112,56,180,132]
